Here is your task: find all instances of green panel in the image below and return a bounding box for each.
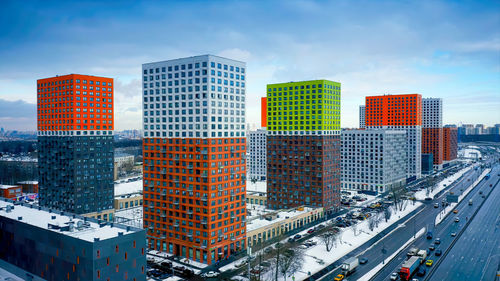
[266,79,341,132]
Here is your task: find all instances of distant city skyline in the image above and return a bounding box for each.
[0,0,499,130]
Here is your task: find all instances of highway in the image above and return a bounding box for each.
[305,162,486,281]
[429,170,500,280]
[370,164,499,281]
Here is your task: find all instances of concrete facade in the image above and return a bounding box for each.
[247,129,267,181]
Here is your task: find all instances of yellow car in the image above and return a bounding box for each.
[426,259,434,266]
[453,209,458,214]
[334,274,345,281]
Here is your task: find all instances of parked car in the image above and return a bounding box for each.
[294,234,302,240]
[307,228,315,234]
[201,271,220,278]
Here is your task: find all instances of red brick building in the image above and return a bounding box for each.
[0,185,22,199]
[443,127,458,162]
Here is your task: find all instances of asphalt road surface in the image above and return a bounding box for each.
[370,164,499,281]
[310,163,487,281]
[429,169,500,281]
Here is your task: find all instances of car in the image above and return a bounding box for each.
[429,245,435,251]
[425,197,432,201]
[453,209,458,214]
[201,271,220,278]
[451,232,457,237]
[298,244,309,249]
[434,203,439,208]
[334,274,345,281]
[455,217,460,222]
[390,272,399,280]
[434,238,441,244]
[264,247,273,254]
[435,249,442,256]
[235,260,247,268]
[359,257,368,264]
[425,259,434,266]
[317,224,326,229]
[417,267,426,276]
[307,228,315,234]
[294,234,302,240]
[479,191,483,195]
[288,238,295,243]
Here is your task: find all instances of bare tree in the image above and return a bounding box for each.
[368,216,376,231]
[384,207,392,222]
[273,248,304,281]
[319,227,338,252]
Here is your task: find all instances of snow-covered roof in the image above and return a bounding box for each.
[114,179,143,196]
[246,180,266,193]
[0,185,19,190]
[0,199,143,242]
[17,181,38,184]
[247,206,322,232]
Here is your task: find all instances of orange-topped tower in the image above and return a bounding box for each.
[365,94,422,180]
[37,74,115,220]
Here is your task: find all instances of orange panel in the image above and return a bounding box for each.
[261,97,267,128]
[37,74,114,131]
[365,94,422,126]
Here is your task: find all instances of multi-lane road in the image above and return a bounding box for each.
[308,162,488,281]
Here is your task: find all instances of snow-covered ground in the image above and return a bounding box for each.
[257,201,422,281]
[414,165,474,200]
[115,178,143,196]
[435,168,491,225]
[0,265,24,281]
[358,227,426,281]
[459,148,482,159]
[115,206,143,228]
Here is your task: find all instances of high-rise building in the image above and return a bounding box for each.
[247,129,267,181]
[443,127,458,163]
[422,98,443,170]
[141,55,247,265]
[265,80,341,213]
[341,129,407,193]
[365,94,422,180]
[0,198,146,280]
[37,74,115,220]
[359,105,365,128]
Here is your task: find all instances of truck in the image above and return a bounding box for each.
[341,257,359,276]
[399,256,421,281]
[416,250,427,262]
[407,247,419,257]
[426,230,433,239]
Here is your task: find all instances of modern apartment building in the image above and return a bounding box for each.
[265,80,341,212]
[365,94,422,180]
[359,105,365,128]
[422,98,443,170]
[0,198,146,281]
[141,55,247,265]
[341,130,407,193]
[443,126,458,163]
[37,74,115,220]
[247,129,267,181]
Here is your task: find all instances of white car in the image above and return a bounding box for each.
[390,272,399,280]
[201,271,220,278]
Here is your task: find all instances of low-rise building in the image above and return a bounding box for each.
[0,198,146,281]
[341,129,407,194]
[0,185,22,199]
[17,181,39,193]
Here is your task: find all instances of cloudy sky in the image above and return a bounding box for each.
[0,0,499,131]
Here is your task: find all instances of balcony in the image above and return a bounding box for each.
[173,201,180,205]
[187,233,193,238]
[187,164,193,169]
[187,210,193,215]
[173,178,179,183]
[201,172,208,178]
[201,150,208,155]
[161,169,167,175]
[201,197,208,201]
[201,220,207,225]
[173,222,179,227]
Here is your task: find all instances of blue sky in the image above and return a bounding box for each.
[0,0,499,130]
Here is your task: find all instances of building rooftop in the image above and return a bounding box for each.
[0,198,143,242]
[17,181,38,184]
[114,178,143,196]
[246,180,266,193]
[247,206,322,232]
[0,185,19,190]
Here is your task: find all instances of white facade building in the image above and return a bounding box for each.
[422,98,443,128]
[142,55,246,138]
[341,129,407,193]
[359,105,365,128]
[247,129,267,180]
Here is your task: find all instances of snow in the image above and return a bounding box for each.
[459,148,481,159]
[0,199,142,242]
[259,201,422,281]
[0,184,18,189]
[115,179,143,196]
[414,165,474,200]
[115,206,143,228]
[0,265,24,280]
[435,168,491,225]
[357,227,426,281]
[246,180,267,193]
[247,207,320,232]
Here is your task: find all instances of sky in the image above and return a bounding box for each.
[0,0,499,131]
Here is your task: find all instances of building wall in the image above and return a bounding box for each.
[265,80,341,212]
[359,105,365,128]
[114,194,143,210]
[37,74,115,217]
[422,128,443,167]
[18,181,39,193]
[0,213,145,281]
[443,127,458,161]
[247,129,267,180]
[365,94,422,179]
[141,55,247,265]
[341,130,407,193]
[0,185,22,199]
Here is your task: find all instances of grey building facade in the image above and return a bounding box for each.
[0,198,146,281]
[247,129,267,180]
[341,129,407,194]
